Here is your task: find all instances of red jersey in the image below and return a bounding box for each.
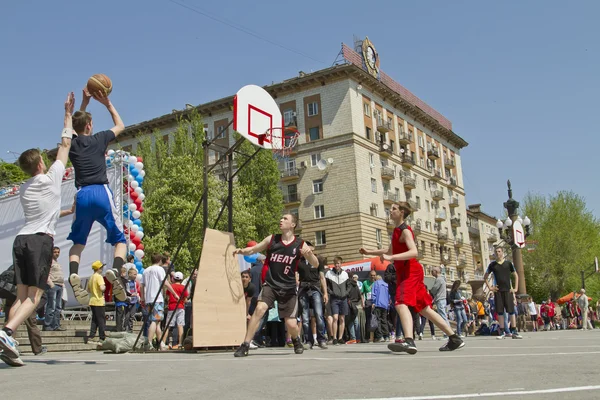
[167,283,189,311]
[391,223,421,271]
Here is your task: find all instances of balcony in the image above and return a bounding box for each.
[449,197,459,208]
[468,225,480,236]
[383,191,397,204]
[447,176,458,188]
[454,238,464,248]
[445,158,456,169]
[400,154,415,169]
[280,168,300,181]
[431,190,444,201]
[457,257,468,269]
[408,200,419,211]
[431,168,444,182]
[417,250,425,260]
[380,166,395,180]
[434,212,446,222]
[413,223,422,236]
[471,243,481,254]
[283,192,301,205]
[403,176,416,190]
[437,232,449,244]
[450,217,461,228]
[427,146,440,160]
[378,142,393,156]
[398,131,413,145]
[487,232,498,242]
[376,118,393,133]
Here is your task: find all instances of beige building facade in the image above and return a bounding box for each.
[467,204,501,279]
[112,41,474,286]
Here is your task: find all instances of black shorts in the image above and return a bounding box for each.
[530,315,537,322]
[13,234,53,289]
[257,284,298,319]
[494,291,515,314]
[331,297,349,316]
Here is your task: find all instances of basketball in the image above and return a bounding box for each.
[87,74,113,96]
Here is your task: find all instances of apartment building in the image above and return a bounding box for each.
[112,39,473,285]
[467,204,501,279]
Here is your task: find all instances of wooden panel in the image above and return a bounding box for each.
[192,228,246,348]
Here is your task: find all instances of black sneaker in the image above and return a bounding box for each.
[388,338,417,355]
[317,341,328,349]
[233,342,250,357]
[292,338,304,354]
[332,339,338,345]
[439,334,465,352]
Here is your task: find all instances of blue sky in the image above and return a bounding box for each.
[1,1,598,218]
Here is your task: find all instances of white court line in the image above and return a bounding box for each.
[336,384,600,400]
[27,350,600,364]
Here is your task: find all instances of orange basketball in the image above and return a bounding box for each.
[87,74,113,96]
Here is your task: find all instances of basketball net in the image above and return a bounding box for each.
[263,127,300,160]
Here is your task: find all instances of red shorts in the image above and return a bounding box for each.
[395,260,432,313]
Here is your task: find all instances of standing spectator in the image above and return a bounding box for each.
[124,266,140,333]
[361,270,377,343]
[44,246,65,331]
[577,289,593,330]
[371,276,390,342]
[325,256,350,345]
[346,272,364,344]
[166,272,188,349]
[87,261,107,343]
[449,280,467,337]
[527,297,538,332]
[430,266,449,333]
[517,297,529,332]
[114,266,129,332]
[546,297,556,330]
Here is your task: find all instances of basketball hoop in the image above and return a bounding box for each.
[263,127,300,160]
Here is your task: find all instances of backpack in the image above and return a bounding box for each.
[0,265,16,300]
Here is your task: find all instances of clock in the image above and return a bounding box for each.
[362,37,380,78]
[366,46,377,69]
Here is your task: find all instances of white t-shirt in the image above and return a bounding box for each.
[528,302,537,315]
[142,265,166,304]
[18,160,65,236]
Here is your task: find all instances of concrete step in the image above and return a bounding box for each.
[21,342,100,354]
[16,335,89,345]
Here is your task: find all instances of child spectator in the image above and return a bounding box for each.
[87,261,107,342]
[167,272,188,349]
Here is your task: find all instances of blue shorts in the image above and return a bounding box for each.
[67,184,126,246]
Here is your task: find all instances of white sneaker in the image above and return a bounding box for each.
[0,331,19,358]
[432,336,437,341]
[418,333,423,340]
[0,352,24,367]
[496,333,506,340]
[249,341,258,350]
[159,342,168,351]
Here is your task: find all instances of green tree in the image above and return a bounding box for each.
[522,191,600,302]
[0,162,28,186]
[234,132,283,240]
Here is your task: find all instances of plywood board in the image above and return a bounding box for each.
[193,228,246,348]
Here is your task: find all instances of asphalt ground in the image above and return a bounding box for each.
[2,329,600,400]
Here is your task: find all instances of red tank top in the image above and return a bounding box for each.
[391,223,421,270]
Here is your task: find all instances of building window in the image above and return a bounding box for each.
[314,205,325,219]
[376,229,382,246]
[390,140,395,153]
[416,196,421,209]
[426,221,431,231]
[370,203,378,217]
[366,127,372,140]
[364,103,371,116]
[218,125,227,138]
[369,153,375,167]
[371,178,377,193]
[430,243,435,255]
[307,102,319,116]
[315,231,326,246]
[310,153,321,167]
[284,158,296,171]
[309,127,320,141]
[312,179,323,194]
[387,117,393,128]
[283,109,295,126]
[426,200,430,212]
[418,135,424,148]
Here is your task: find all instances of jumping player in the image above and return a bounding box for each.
[359,202,464,354]
[232,214,319,357]
[66,88,127,304]
[0,93,75,366]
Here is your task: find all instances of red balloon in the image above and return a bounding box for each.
[134,198,142,208]
[132,236,141,246]
[137,156,143,162]
[136,243,145,251]
[129,231,136,239]
[130,191,138,200]
[247,240,257,247]
[138,206,144,213]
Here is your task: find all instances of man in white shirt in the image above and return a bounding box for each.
[140,253,179,350]
[0,93,75,367]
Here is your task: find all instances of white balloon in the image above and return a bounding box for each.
[134,187,143,194]
[107,149,115,156]
[128,203,137,212]
[131,181,139,189]
[128,243,137,252]
[138,193,145,201]
[138,170,146,178]
[129,156,138,164]
[132,210,141,219]
[134,162,144,170]
[134,249,145,259]
[131,224,139,233]
[135,231,144,240]
[127,220,134,228]
[128,175,134,182]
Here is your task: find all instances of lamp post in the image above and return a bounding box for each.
[495,180,531,297]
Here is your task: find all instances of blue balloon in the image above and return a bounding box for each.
[133,219,142,226]
[137,226,144,232]
[128,250,135,257]
[123,205,129,211]
[244,254,259,263]
[135,176,144,185]
[130,168,139,178]
[135,261,143,270]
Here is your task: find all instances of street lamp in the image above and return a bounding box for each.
[495,180,532,297]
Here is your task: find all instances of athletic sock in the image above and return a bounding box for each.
[2,327,14,336]
[69,261,79,276]
[113,256,125,272]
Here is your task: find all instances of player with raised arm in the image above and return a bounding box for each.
[232,214,319,357]
[359,202,464,355]
[0,93,75,367]
[66,87,127,304]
